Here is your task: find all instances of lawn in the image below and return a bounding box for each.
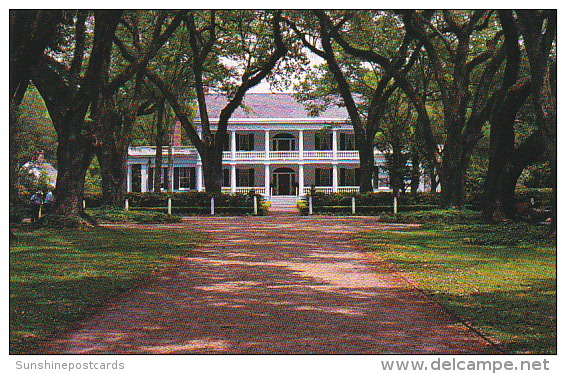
[9,226,204,354]
[356,220,556,354]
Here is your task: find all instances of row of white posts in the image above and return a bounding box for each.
[307,195,399,215]
[122,195,259,216]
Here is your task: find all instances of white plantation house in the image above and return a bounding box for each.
[126,93,426,204]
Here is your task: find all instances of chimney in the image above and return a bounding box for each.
[173,120,182,147]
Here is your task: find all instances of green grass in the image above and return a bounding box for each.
[9,226,204,354]
[356,221,556,354]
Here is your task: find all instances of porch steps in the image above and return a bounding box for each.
[268,195,300,207]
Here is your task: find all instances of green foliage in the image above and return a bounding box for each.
[85,191,265,216]
[10,85,57,168]
[308,191,441,208]
[125,191,262,209]
[84,156,102,195]
[357,222,556,354]
[519,161,554,189]
[88,208,181,224]
[9,227,203,354]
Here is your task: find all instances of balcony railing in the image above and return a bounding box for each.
[130,147,361,162]
[221,150,359,161]
[221,187,266,195]
[309,186,360,193]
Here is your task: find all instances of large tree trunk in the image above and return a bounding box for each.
[52,136,95,216]
[483,77,533,221]
[201,147,223,196]
[357,138,375,193]
[97,145,129,208]
[440,138,466,207]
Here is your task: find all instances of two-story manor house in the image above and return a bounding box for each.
[126,93,397,203]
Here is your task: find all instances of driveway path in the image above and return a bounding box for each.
[37,215,498,354]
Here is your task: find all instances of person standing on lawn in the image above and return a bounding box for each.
[30,190,43,223]
[44,189,54,215]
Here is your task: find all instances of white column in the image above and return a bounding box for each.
[230,164,236,194]
[264,163,270,197]
[332,164,338,193]
[264,129,270,160]
[231,130,236,160]
[332,129,338,161]
[141,163,148,193]
[298,130,304,160]
[126,164,132,192]
[298,163,304,196]
[196,163,203,192]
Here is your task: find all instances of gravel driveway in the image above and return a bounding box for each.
[36,215,499,354]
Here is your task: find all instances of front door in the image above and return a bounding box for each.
[273,168,295,195]
[277,173,291,195]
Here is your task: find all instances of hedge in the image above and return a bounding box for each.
[307,191,441,208]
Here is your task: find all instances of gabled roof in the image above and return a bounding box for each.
[195,93,348,120]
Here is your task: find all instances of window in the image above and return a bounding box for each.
[340,168,360,186]
[315,133,331,150]
[374,166,389,189]
[315,168,332,186]
[340,133,356,150]
[148,167,166,191]
[174,167,196,190]
[236,168,255,187]
[236,133,255,151]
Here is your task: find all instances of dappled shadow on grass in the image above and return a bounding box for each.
[356,224,556,355]
[9,227,202,354]
[429,278,556,354]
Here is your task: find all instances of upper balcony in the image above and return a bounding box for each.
[129,147,361,162]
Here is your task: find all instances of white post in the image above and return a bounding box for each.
[126,164,132,192]
[167,197,172,215]
[230,164,236,194]
[298,163,304,196]
[309,195,313,215]
[196,163,203,192]
[125,198,129,211]
[332,128,338,161]
[393,196,398,214]
[351,196,356,215]
[264,164,270,197]
[298,130,304,160]
[211,196,215,215]
[253,195,258,215]
[264,129,270,160]
[332,164,338,193]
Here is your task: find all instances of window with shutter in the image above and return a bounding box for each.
[223,169,229,187]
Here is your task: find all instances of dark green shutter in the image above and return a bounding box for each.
[148,168,154,191]
[174,167,180,190]
[223,169,229,187]
[340,168,345,186]
[340,133,346,151]
[249,168,254,187]
[248,133,254,151]
[315,133,320,150]
[355,168,360,186]
[190,167,196,190]
[315,168,321,186]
